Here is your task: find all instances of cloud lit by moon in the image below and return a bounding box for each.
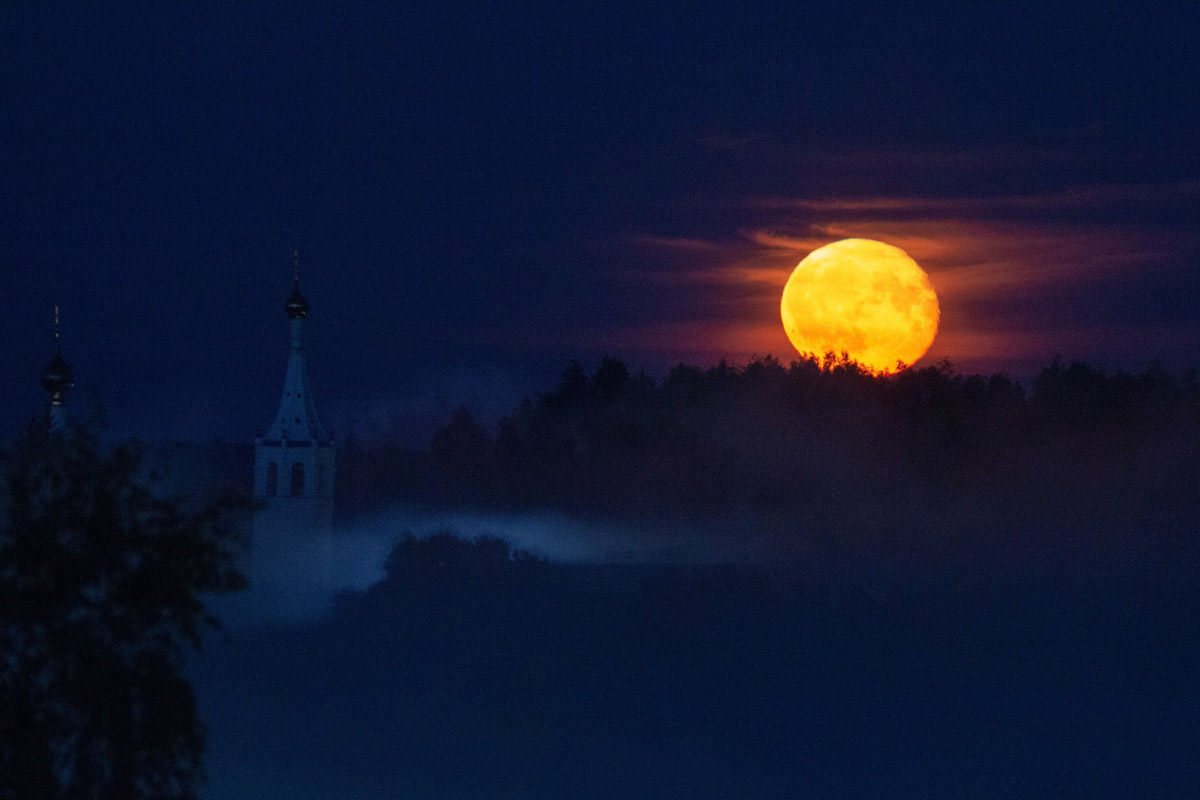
[605,171,1200,378]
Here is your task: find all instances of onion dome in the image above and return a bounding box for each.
[285,285,309,318]
[41,306,74,405]
[41,351,74,397]
[286,250,309,318]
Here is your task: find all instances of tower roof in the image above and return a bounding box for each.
[40,352,74,394]
[285,287,309,319]
[285,250,309,319]
[41,306,74,398]
[263,255,330,444]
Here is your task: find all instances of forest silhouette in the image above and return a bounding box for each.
[338,354,1200,581]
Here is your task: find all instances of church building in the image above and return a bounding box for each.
[251,258,336,604]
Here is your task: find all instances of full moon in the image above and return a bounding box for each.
[780,238,939,373]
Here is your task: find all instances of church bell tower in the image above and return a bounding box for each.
[252,254,336,603]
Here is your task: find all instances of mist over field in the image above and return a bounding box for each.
[218,509,722,625]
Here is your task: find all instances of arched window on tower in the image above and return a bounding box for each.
[318,465,328,497]
[291,462,305,497]
[266,462,278,497]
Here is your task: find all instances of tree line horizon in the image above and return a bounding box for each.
[339,351,1200,538]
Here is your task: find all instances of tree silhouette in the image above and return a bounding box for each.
[553,360,588,410]
[0,421,246,800]
[592,356,629,403]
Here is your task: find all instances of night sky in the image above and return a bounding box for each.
[4,2,1200,443]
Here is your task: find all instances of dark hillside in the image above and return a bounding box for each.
[193,533,1200,799]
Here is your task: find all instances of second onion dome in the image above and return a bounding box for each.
[286,250,309,318]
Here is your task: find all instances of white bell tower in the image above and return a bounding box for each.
[251,253,336,607]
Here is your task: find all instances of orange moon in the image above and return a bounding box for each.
[780,238,939,373]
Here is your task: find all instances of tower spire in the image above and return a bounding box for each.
[285,251,309,320]
[268,258,325,441]
[41,305,74,430]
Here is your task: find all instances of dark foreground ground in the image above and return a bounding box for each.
[191,535,1200,799]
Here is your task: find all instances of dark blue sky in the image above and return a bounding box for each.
[3,2,1199,443]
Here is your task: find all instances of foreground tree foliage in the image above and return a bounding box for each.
[0,422,246,800]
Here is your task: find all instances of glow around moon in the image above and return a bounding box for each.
[780,238,939,373]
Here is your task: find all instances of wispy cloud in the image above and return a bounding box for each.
[740,230,832,252]
[628,218,1157,300]
[625,234,725,252]
[749,181,1200,216]
[775,143,1200,180]
[789,219,1172,299]
[585,319,789,361]
[614,264,788,288]
[697,132,768,149]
